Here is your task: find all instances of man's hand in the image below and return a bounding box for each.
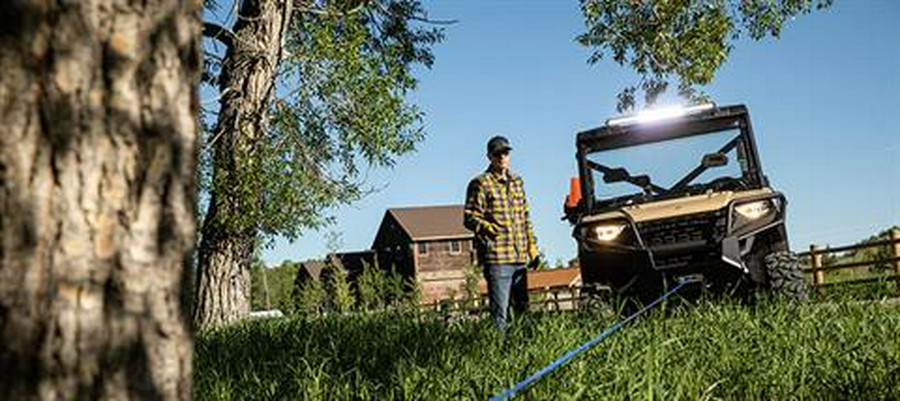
[528,244,539,260]
[527,244,540,268]
[484,222,504,239]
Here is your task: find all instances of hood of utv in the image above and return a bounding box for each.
[583,188,774,223]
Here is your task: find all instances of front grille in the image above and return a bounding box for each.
[653,249,723,269]
[636,210,727,248]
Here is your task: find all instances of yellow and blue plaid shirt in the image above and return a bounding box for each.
[464,168,538,265]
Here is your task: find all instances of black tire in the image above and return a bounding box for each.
[579,284,612,311]
[764,250,807,301]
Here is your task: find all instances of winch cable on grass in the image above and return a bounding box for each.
[489,275,702,401]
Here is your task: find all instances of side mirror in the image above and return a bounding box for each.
[632,174,651,188]
[602,168,628,183]
[702,153,728,168]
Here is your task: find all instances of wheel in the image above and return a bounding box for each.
[764,250,807,301]
[578,284,616,318]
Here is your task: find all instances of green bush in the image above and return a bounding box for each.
[357,262,388,310]
[384,268,408,307]
[462,263,481,310]
[328,264,355,314]
[291,276,326,316]
[250,260,300,312]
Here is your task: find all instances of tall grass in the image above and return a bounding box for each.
[195,299,900,400]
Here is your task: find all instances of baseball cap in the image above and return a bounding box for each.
[487,135,512,155]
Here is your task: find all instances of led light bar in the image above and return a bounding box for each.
[607,103,715,127]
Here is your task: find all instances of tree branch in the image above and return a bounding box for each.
[371,1,457,25]
[405,14,458,25]
[203,22,236,50]
[294,0,368,17]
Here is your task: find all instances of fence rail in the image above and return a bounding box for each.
[798,229,900,290]
[422,287,588,315]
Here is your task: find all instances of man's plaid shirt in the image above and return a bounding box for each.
[464,168,537,265]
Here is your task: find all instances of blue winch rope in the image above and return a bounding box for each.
[489,277,700,401]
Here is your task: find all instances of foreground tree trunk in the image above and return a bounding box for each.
[0,1,201,399]
[193,0,291,329]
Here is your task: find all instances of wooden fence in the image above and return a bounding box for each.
[798,229,900,290]
[422,229,900,314]
[423,286,586,315]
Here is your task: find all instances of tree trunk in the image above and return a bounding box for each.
[0,1,201,400]
[193,0,292,329]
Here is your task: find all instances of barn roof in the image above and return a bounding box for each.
[381,204,473,243]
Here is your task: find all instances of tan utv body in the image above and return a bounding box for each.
[566,104,805,301]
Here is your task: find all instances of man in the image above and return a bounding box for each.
[464,135,539,330]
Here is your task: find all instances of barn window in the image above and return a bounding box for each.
[418,242,428,256]
[449,240,462,254]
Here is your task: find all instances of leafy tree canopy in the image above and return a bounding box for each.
[201,0,445,242]
[578,0,833,111]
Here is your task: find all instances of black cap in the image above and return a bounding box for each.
[487,135,512,155]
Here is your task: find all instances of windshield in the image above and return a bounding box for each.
[586,128,748,207]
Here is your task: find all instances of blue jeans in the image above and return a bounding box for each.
[484,263,529,330]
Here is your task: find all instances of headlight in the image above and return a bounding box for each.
[734,200,772,220]
[583,222,628,242]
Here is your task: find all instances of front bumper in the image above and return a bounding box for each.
[576,194,788,294]
[578,234,748,297]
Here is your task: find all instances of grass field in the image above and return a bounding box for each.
[195,295,900,400]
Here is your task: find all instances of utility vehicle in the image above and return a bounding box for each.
[564,104,805,301]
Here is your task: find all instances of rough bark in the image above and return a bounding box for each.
[193,0,292,329]
[0,1,201,400]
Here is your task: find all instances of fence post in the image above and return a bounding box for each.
[810,244,823,291]
[891,229,900,290]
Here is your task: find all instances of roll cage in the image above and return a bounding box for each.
[575,105,768,214]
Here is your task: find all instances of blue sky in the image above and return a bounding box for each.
[261,1,899,266]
